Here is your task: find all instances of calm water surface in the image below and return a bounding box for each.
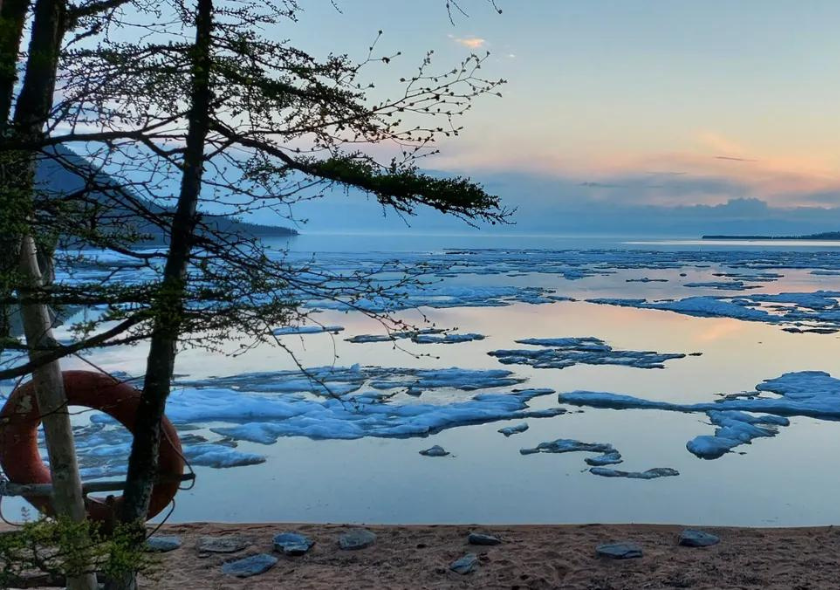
[8,233,840,526]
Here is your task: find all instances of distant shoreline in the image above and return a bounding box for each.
[703,231,840,241]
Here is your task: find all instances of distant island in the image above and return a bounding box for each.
[702,231,840,241]
[38,145,298,244]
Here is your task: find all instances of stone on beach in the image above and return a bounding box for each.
[144,535,182,553]
[468,532,501,546]
[679,529,720,547]
[196,535,250,554]
[339,528,377,550]
[596,542,643,559]
[450,553,479,574]
[222,554,278,578]
[273,532,315,556]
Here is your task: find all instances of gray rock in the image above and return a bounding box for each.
[144,535,182,553]
[498,423,529,436]
[196,535,250,554]
[468,532,501,546]
[679,529,720,548]
[338,528,377,550]
[273,532,315,556]
[419,445,450,457]
[222,554,278,578]
[450,553,479,574]
[596,542,643,559]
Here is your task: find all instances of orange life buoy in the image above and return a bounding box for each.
[0,370,184,522]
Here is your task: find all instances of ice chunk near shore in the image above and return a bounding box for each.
[272,325,344,336]
[558,371,840,459]
[182,443,266,468]
[489,337,688,370]
[686,411,789,460]
[70,426,264,478]
[368,368,526,392]
[157,385,562,443]
[177,366,527,399]
[519,438,639,471]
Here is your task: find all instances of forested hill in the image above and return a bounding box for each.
[702,232,840,240]
[36,145,298,244]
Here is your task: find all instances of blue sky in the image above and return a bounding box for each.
[270,2,840,232]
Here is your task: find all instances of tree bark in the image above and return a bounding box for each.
[8,1,97,589]
[119,0,214,526]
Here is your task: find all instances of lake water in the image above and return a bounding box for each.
[5,232,840,526]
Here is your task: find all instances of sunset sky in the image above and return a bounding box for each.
[287,0,840,214]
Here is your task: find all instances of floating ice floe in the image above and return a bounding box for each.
[184,387,562,443]
[412,333,485,344]
[489,337,690,370]
[175,365,528,398]
[683,281,761,291]
[345,328,445,344]
[626,277,668,283]
[53,247,840,320]
[271,325,344,336]
[559,371,840,459]
[517,438,678,477]
[498,423,529,436]
[587,291,840,332]
[712,271,782,281]
[86,365,564,444]
[519,439,624,467]
[63,422,266,480]
[589,467,679,479]
[345,329,484,345]
[308,285,563,313]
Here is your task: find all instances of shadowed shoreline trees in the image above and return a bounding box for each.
[0,1,507,587]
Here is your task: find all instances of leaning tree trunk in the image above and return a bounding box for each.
[119,0,214,536]
[8,1,97,589]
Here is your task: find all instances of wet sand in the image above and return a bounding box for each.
[124,522,840,589]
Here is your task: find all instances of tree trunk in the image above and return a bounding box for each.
[9,1,97,589]
[0,0,29,347]
[18,238,98,590]
[119,0,214,529]
[106,6,214,589]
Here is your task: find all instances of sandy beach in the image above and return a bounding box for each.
[94,522,840,589]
